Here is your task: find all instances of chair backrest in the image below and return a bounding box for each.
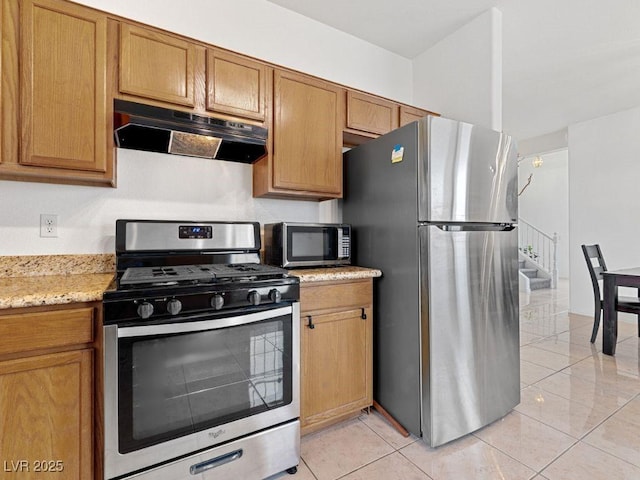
[581,244,608,303]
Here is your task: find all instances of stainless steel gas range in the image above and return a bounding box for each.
[102,220,300,480]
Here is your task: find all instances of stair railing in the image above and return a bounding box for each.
[518,218,559,289]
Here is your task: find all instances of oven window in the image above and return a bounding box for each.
[287,227,337,261]
[117,314,292,453]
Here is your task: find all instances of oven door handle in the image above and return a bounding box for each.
[117,305,293,338]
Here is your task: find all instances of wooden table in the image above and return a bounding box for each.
[602,267,640,355]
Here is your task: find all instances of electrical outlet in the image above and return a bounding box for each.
[40,214,58,238]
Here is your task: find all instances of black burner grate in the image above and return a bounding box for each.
[119,263,289,287]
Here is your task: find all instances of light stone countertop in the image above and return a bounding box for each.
[0,254,115,310]
[0,255,381,309]
[288,266,382,283]
[0,273,115,309]
[0,254,115,277]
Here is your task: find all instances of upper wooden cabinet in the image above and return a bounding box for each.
[400,104,433,127]
[206,49,268,121]
[254,69,344,200]
[1,0,437,191]
[0,0,114,186]
[346,90,399,136]
[118,23,201,108]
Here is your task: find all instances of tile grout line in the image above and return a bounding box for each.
[471,429,574,478]
[303,412,416,480]
[332,450,407,480]
[513,379,639,464]
[396,447,438,480]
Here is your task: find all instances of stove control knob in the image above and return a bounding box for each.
[167,299,182,315]
[211,294,225,310]
[247,290,261,306]
[137,301,154,319]
[269,289,282,303]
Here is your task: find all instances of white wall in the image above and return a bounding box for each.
[518,129,568,158]
[0,0,412,255]
[412,8,502,131]
[518,150,569,278]
[568,106,640,315]
[74,0,413,103]
[0,151,321,254]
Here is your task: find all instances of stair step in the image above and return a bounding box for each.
[520,268,539,279]
[529,277,552,290]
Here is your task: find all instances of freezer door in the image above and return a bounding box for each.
[419,224,520,447]
[418,116,518,223]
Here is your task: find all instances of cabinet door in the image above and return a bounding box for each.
[301,307,372,429]
[346,90,399,135]
[400,105,435,126]
[119,23,198,107]
[272,70,343,195]
[206,49,267,121]
[19,0,108,173]
[0,349,93,479]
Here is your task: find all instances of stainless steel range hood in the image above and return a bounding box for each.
[114,99,268,163]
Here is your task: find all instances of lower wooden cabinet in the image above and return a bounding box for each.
[299,278,373,434]
[0,304,96,479]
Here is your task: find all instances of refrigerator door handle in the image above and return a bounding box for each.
[434,224,515,232]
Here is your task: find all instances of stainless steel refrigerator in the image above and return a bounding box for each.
[342,115,519,447]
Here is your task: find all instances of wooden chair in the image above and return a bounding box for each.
[581,244,640,343]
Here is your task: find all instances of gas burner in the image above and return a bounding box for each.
[104,220,300,323]
[118,263,290,288]
[120,264,216,286]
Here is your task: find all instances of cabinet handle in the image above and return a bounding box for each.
[361,308,367,320]
[307,315,315,329]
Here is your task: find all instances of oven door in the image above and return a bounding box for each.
[103,304,299,480]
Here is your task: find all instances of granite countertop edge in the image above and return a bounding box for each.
[0,273,115,310]
[0,254,115,310]
[0,255,381,310]
[289,266,382,283]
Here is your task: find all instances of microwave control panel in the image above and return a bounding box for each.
[338,227,350,259]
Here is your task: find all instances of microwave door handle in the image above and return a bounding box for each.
[117,305,293,338]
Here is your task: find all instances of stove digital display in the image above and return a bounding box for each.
[178,225,212,239]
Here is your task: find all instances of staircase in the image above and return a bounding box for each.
[519,259,551,290]
[518,218,558,293]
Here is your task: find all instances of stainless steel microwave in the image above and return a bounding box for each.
[264,223,351,268]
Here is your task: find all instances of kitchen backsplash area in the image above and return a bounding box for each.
[0,148,331,256]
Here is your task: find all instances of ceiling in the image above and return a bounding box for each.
[268,0,640,141]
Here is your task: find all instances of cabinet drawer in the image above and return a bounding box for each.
[300,279,372,313]
[0,307,94,356]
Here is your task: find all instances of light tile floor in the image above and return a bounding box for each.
[273,279,640,479]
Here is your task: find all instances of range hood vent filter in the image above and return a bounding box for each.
[114,100,268,164]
